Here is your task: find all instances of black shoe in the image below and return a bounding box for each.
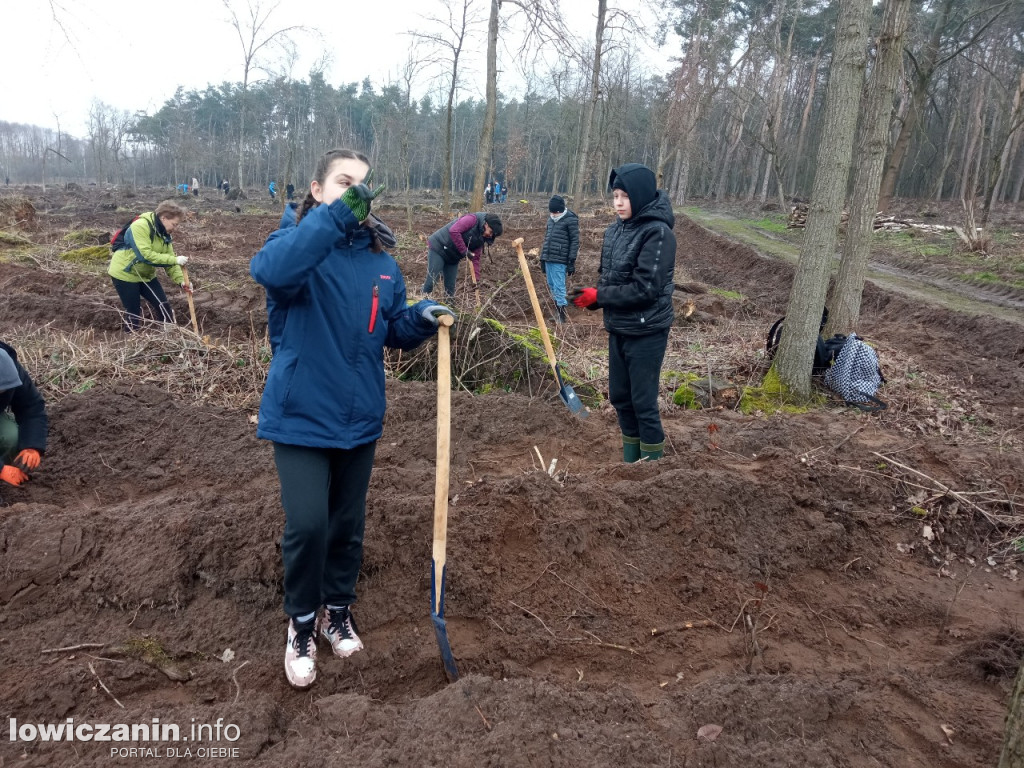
[557,306,568,324]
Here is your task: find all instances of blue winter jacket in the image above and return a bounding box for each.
[251,199,438,449]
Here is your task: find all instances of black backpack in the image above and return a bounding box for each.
[766,308,838,375]
[110,215,154,252]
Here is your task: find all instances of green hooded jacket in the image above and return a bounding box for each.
[107,212,184,284]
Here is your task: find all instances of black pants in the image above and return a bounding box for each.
[608,329,669,445]
[111,276,173,331]
[274,441,377,619]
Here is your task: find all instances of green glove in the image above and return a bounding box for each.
[339,169,386,222]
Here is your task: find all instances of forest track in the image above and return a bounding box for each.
[685,209,1024,324]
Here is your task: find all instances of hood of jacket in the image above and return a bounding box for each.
[609,163,657,215]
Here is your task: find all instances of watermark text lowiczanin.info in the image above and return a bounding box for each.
[10,717,242,758]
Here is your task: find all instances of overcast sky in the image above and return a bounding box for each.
[2,0,672,137]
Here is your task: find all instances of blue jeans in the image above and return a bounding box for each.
[544,262,567,307]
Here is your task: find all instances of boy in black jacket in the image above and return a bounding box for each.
[540,195,579,324]
[571,163,676,462]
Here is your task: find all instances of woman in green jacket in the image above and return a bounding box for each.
[107,200,193,332]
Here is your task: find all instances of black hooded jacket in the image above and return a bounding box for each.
[596,171,676,336]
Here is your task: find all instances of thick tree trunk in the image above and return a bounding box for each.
[826,0,910,336]
[471,0,499,212]
[999,655,1024,768]
[774,0,871,398]
[571,0,606,202]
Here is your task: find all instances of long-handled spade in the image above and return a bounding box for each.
[513,237,587,418]
[430,313,459,681]
[180,265,200,335]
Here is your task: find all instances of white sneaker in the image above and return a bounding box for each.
[284,618,318,688]
[319,606,364,658]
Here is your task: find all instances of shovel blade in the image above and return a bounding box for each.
[430,560,459,681]
[553,366,587,418]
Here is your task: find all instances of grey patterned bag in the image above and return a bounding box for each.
[823,334,887,411]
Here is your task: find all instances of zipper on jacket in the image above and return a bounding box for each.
[368,283,379,334]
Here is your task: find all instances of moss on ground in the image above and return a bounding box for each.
[60,245,110,264]
[739,366,821,415]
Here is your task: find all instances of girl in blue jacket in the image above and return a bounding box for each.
[250,148,454,689]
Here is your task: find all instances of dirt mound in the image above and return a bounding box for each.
[1,189,1021,767]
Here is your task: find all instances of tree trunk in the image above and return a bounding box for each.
[999,654,1024,768]
[827,0,910,337]
[571,0,606,202]
[877,0,954,211]
[470,0,499,212]
[774,0,871,398]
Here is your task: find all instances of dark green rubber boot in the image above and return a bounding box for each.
[640,441,664,461]
[622,434,641,463]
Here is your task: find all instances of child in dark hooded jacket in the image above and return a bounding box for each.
[571,163,676,462]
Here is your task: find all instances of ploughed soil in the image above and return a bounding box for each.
[1,186,1022,767]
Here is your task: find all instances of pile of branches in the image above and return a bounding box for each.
[786,203,954,233]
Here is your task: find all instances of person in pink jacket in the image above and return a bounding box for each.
[422,212,503,298]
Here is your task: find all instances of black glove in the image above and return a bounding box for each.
[567,265,575,276]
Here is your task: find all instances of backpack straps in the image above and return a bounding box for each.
[849,394,888,412]
[121,218,159,274]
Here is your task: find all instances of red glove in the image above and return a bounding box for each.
[1,465,29,487]
[14,449,41,471]
[570,287,598,308]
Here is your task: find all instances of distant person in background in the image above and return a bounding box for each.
[286,182,295,201]
[570,162,676,463]
[191,177,200,197]
[4,177,9,186]
[0,342,48,491]
[501,184,508,203]
[492,180,501,204]
[176,182,189,196]
[269,180,277,201]
[485,182,492,204]
[107,200,194,332]
[540,195,579,325]
[222,180,230,196]
[422,212,503,298]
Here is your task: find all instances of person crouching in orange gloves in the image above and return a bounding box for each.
[0,342,48,489]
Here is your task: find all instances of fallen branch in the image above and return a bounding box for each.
[88,662,125,709]
[42,643,106,654]
[232,660,250,705]
[650,620,715,636]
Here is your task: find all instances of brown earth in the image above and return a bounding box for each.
[0,186,1022,767]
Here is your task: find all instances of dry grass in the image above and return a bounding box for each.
[6,323,270,412]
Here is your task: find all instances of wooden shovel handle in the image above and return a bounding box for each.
[512,238,560,382]
[180,265,199,335]
[432,313,454,610]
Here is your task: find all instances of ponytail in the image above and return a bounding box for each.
[296,192,318,224]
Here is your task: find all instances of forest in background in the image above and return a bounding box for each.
[1,0,1023,207]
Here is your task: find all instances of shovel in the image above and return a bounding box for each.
[180,266,199,335]
[431,313,459,681]
[513,237,587,418]
[467,260,482,310]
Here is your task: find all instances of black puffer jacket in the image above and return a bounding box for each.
[595,192,676,336]
[0,341,48,463]
[540,210,579,269]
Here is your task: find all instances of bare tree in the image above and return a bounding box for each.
[470,0,500,212]
[412,0,478,215]
[223,0,305,192]
[773,0,872,398]
[827,0,912,336]
[572,0,608,201]
[1001,654,1024,767]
